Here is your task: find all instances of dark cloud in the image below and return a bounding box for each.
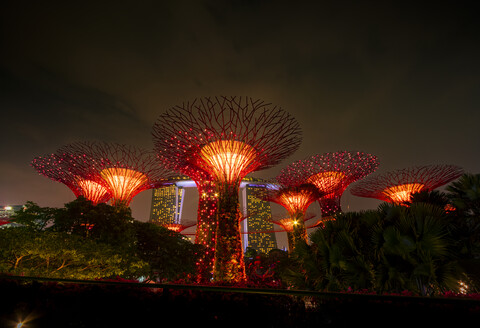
[1,0,479,221]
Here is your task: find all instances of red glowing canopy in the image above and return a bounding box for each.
[31,153,111,204]
[350,164,464,204]
[253,182,321,217]
[152,96,302,184]
[277,151,379,216]
[57,141,175,206]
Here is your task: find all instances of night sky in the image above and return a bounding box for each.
[1,1,479,223]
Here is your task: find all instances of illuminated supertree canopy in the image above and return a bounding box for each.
[31,153,111,204]
[253,182,321,252]
[350,164,464,205]
[277,151,379,218]
[152,96,302,283]
[58,141,175,207]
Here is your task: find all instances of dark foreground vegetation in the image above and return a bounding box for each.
[1,276,479,328]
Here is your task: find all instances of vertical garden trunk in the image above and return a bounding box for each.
[212,182,246,283]
[194,179,218,283]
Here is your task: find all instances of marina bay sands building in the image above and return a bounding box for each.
[150,177,277,254]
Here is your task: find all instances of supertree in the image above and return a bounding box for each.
[253,182,321,252]
[269,212,318,250]
[350,164,464,205]
[58,141,174,207]
[31,153,111,204]
[277,151,379,219]
[152,96,302,283]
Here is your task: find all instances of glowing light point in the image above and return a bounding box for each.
[253,182,321,252]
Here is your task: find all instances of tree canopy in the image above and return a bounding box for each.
[2,197,201,282]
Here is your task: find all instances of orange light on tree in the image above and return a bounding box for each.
[152,96,302,283]
[277,218,297,232]
[58,141,174,208]
[200,140,257,183]
[274,186,320,218]
[253,182,321,252]
[307,171,346,193]
[351,164,464,205]
[278,151,379,218]
[100,168,148,206]
[277,193,313,215]
[160,222,196,233]
[31,153,111,204]
[382,183,425,204]
[269,212,318,252]
[75,178,110,204]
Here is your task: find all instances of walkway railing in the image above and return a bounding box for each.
[2,274,479,308]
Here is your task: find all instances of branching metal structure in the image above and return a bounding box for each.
[160,222,197,233]
[277,151,379,218]
[350,164,464,204]
[253,182,321,252]
[57,141,174,207]
[31,153,111,204]
[152,96,302,283]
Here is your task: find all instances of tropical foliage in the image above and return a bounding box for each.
[1,197,201,281]
[283,173,480,295]
[0,227,147,279]
[285,204,463,295]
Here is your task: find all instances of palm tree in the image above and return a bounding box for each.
[446,173,480,217]
[286,211,375,292]
[446,173,480,290]
[286,203,462,295]
[409,190,449,208]
[370,203,461,295]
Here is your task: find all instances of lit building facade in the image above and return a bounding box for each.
[150,185,184,225]
[242,183,277,254]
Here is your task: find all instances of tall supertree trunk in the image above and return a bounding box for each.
[194,179,218,283]
[212,181,245,283]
